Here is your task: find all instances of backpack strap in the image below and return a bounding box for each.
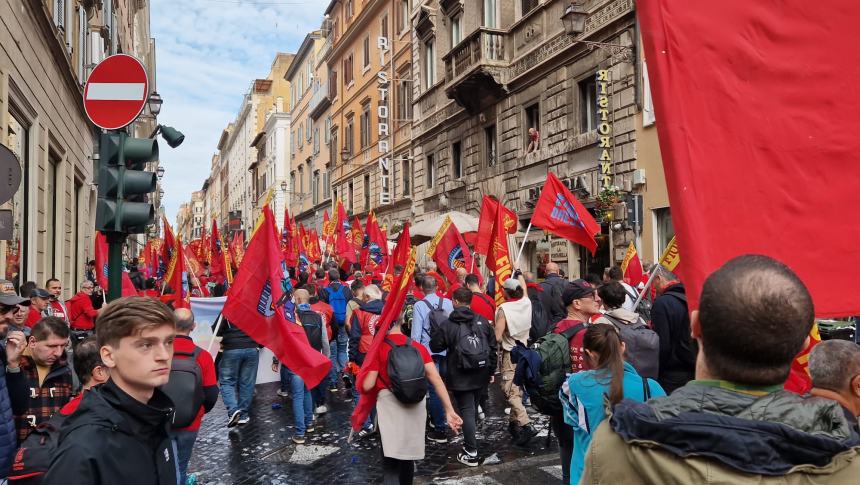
[191,347,203,359]
[173,349,196,358]
[559,323,586,341]
[474,292,493,307]
[642,376,651,400]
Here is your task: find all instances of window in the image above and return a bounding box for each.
[525,103,540,144]
[306,161,312,199]
[654,207,674,259]
[313,127,320,154]
[297,123,303,148]
[399,0,410,33]
[396,66,413,122]
[483,0,498,28]
[346,0,353,19]
[579,77,598,133]
[364,174,370,211]
[423,39,435,89]
[290,130,295,157]
[451,14,463,45]
[77,5,87,82]
[331,129,338,165]
[360,101,371,149]
[313,170,320,205]
[325,117,332,143]
[344,115,354,159]
[6,108,30,282]
[452,142,462,179]
[363,36,370,68]
[298,166,304,193]
[347,180,354,213]
[485,124,497,166]
[344,53,354,85]
[290,172,296,196]
[324,165,332,199]
[328,68,338,98]
[381,13,389,40]
[643,59,655,127]
[426,154,435,189]
[307,120,312,142]
[521,0,539,17]
[402,157,411,197]
[54,0,66,30]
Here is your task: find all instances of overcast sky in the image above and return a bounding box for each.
[150,0,327,226]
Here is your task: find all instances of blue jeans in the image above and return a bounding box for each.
[280,365,291,393]
[328,326,349,383]
[426,356,447,430]
[171,429,198,484]
[354,393,376,429]
[219,348,259,418]
[285,368,313,436]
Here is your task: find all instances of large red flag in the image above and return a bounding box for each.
[281,208,298,267]
[94,232,138,297]
[532,172,601,255]
[230,232,245,270]
[620,242,644,287]
[427,216,475,285]
[476,196,517,257]
[351,245,417,432]
[321,209,335,249]
[350,216,364,255]
[222,205,331,387]
[639,1,860,315]
[308,229,322,263]
[161,217,190,309]
[335,208,357,264]
[209,221,227,285]
[382,223,411,292]
[364,212,389,272]
[489,203,514,305]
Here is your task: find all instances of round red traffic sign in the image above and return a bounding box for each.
[83,54,149,130]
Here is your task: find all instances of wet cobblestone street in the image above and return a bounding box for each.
[189,382,561,484]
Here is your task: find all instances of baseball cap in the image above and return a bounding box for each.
[0,294,29,307]
[562,280,596,307]
[30,288,51,299]
[502,278,522,291]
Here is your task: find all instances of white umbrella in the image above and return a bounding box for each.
[407,211,479,245]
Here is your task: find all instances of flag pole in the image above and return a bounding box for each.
[633,265,660,310]
[183,252,204,295]
[514,222,533,266]
[207,313,224,354]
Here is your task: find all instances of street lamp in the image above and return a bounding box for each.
[147,91,163,117]
[561,1,587,35]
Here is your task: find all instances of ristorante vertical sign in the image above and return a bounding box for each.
[597,69,612,190]
[377,37,392,205]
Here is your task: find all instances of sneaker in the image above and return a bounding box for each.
[357,425,376,440]
[457,449,480,467]
[306,425,315,433]
[227,410,242,428]
[329,384,338,392]
[342,373,354,389]
[277,389,289,397]
[477,405,485,423]
[292,435,306,445]
[186,473,198,485]
[516,424,538,446]
[504,407,511,415]
[427,429,448,444]
[237,416,250,425]
[315,405,328,414]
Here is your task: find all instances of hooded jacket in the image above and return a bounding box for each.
[429,307,498,391]
[650,283,695,387]
[582,382,860,485]
[539,273,568,324]
[348,299,385,364]
[67,291,99,330]
[42,378,178,485]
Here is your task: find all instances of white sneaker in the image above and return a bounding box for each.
[315,405,328,414]
[237,416,250,425]
[504,407,511,415]
[277,389,289,397]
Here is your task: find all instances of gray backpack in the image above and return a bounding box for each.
[603,313,660,379]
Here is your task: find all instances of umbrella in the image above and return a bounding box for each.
[407,211,479,245]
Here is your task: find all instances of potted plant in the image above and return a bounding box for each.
[596,185,623,222]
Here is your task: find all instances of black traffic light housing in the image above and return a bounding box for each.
[95,130,158,234]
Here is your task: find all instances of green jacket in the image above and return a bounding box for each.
[581,382,860,484]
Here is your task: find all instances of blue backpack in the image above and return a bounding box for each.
[325,284,349,327]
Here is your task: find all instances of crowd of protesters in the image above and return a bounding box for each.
[0,251,857,485]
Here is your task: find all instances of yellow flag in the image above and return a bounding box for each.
[658,236,680,272]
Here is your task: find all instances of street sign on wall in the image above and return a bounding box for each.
[83,54,149,130]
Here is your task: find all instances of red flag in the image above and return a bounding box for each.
[364,212,389,272]
[335,205,357,264]
[620,242,644,287]
[489,204,514,305]
[532,172,600,255]
[476,196,517,257]
[230,232,245,270]
[94,232,138,297]
[640,1,860,315]
[183,245,208,297]
[351,244,417,432]
[222,205,331,387]
[161,217,190,309]
[209,220,226,285]
[427,216,475,284]
[321,209,335,249]
[281,208,298,267]
[350,216,364,254]
[382,223,411,292]
[308,229,322,262]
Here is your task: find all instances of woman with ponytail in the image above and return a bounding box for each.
[559,323,665,484]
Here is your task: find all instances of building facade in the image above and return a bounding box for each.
[409,0,638,278]
[0,0,157,298]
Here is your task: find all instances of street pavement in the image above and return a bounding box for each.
[189,381,561,484]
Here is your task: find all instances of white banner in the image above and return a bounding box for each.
[189,296,279,384]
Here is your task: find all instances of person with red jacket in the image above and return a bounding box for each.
[466,274,496,323]
[445,267,468,299]
[425,262,448,294]
[171,308,219,485]
[348,285,384,367]
[45,279,69,324]
[67,281,100,331]
[25,288,51,328]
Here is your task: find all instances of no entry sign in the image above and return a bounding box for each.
[83,54,149,130]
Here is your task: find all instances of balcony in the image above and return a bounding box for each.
[308,82,331,120]
[443,28,509,115]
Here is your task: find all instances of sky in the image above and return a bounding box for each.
[150,0,328,226]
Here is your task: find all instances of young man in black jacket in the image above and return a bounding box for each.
[43,296,178,485]
[430,287,498,467]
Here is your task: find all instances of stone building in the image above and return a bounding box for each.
[0,0,157,297]
[409,0,639,277]
[324,0,415,232]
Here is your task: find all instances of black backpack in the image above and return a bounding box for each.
[401,294,418,337]
[298,310,324,351]
[528,291,553,345]
[418,298,448,339]
[161,347,204,428]
[8,414,65,483]
[385,337,427,404]
[456,317,490,370]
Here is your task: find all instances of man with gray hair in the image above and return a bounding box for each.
[651,265,695,393]
[809,339,860,419]
[168,308,219,484]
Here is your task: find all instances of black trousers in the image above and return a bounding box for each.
[452,389,482,453]
[381,454,414,485]
[551,414,573,484]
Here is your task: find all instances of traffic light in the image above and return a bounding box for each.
[95,131,158,234]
